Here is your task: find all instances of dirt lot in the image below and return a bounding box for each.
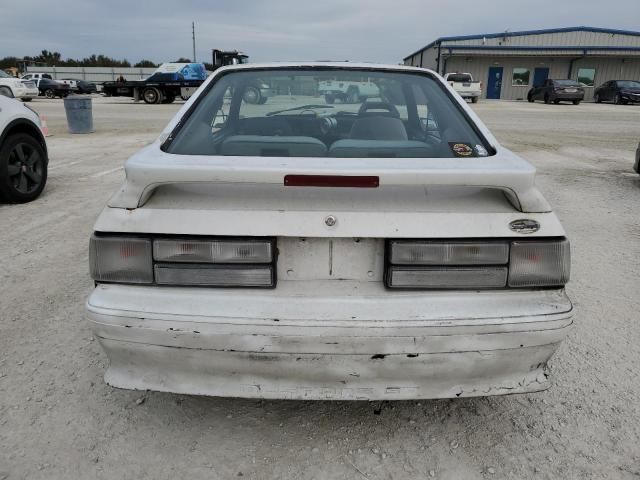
[0,96,639,480]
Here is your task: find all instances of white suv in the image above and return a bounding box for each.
[0,96,48,202]
[87,63,573,401]
[0,70,39,101]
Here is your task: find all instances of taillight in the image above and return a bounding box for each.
[90,235,276,288]
[385,239,569,289]
[90,236,153,284]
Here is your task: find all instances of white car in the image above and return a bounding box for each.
[318,79,380,104]
[443,73,482,103]
[0,96,48,202]
[87,63,573,401]
[0,70,39,101]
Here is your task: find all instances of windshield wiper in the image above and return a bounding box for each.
[266,105,333,116]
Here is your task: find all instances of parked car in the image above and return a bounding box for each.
[35,78,71,98]
[60,78,98,94]
[86,63,573,401]
[0,70,39,101]
[443,72,482,103]
[528,79,584,104]
[0,96,48,202]
[594,80,640,104]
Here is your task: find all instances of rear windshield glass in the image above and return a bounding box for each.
[165,68,491,158]
[447,74,473,83]
[618,81,640,88]
[553,80,581,86]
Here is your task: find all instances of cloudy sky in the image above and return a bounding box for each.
[2,0,639,64]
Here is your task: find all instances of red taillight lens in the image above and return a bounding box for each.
[284,175,379,188]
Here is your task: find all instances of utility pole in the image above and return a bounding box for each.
[192,22,196,62]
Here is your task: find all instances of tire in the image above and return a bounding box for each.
[257,96,268,105]
[471,96,479,104]
[615,93,626,105]
[594,93,601,103]
[573,99,581,105]
[527,92,534,103]
[180,95,190,101]
[161,94,176,104]
[0,133,48,203]
[44,89,55,99]
[544,94,551,104]
[553,99,560,104]
[22,98,32,102]
[243,86,262,105]
[346,87,360,104]
[142,87,161,104]
[325,94,335,104]
[0,86,14,98]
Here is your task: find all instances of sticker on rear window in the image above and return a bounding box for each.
[449,143,475,157]
[475,144,488,157]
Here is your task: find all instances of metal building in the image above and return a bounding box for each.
[403,26,640,101]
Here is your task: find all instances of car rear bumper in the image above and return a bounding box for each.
[553,92,584,100]
[87,283,573,400]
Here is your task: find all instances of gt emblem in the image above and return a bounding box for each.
[325,215,337,227]
[509,219,540,234]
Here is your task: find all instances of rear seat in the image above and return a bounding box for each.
[221,135,327,157]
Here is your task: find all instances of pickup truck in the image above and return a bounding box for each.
[318,80,380,104]
[443,73,482,103]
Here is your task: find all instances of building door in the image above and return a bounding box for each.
[487,67,503,99]
[533,68,550,87]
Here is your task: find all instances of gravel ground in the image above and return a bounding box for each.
[0,96,639,480]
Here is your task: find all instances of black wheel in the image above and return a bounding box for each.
[325,94,335,104]
[553,99,560,104]
[573,99,581,105]
[527,92,534,103]
[0,86,14,98]
[257,96,268,105]
[243,86,262,105]
[615,93,626,105]
[22,98,32,102]
[544,94,551,104]
[44,89,55,99]
[0,133,47,203]
[594,93,601,103]
[142,87,161,104]
[161,94,176,104]
[180,95,190,101]
[471,96,479,104]
[346,87,360,104]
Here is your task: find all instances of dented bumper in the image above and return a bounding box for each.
[87,282,573,400]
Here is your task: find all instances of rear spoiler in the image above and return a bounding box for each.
[108,144,551,213]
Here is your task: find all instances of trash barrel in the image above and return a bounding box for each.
[63,95,94,134]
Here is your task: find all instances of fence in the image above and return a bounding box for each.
[24,66,157,83]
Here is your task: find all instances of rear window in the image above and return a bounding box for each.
[165,68,492,159]
[447,74,473,83]
[553,80,581,87]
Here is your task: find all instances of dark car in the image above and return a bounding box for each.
[37,78,71,99]
[528,79,584,104]
[61,78,98,94]
[594,80,640,105]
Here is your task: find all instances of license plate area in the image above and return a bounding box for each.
[565,89,577,93]
[277,237,384,282]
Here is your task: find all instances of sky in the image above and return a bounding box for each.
[2,0,639,65]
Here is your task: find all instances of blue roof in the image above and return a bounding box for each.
[404,26,640,60]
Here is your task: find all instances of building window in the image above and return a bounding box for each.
[577,68,596,87]
[512,68,530,86]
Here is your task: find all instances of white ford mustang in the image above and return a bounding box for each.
[87,63,573,400]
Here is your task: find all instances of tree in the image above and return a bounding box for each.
[134,60,158,68]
